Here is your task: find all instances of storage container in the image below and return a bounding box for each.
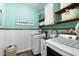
[4,45,16,56]
[62,6,79,21]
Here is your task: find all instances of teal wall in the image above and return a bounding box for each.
[53,3,61,23]
[0,4,5,28]
[4,3,41,29]
[54,3,60,12]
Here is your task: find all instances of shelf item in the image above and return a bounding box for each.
[67,29,75,34]
[39,25,45,28]
[40,22,44,26]
[49,30,59,38]
[41,18,79,30]
[55,3,79,14]
[39,18,45,22]
[61,7,79,21]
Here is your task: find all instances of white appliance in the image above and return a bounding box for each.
[41,39,47,56]
[40,30,53,56]
[31,34,41,55]
[46,34,79,56]
[31,32,46,55]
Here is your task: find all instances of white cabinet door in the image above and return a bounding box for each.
[44,3,54,25]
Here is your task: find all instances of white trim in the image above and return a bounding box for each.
[16,48,31,53]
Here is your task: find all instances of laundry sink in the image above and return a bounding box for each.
[51,37,79,49]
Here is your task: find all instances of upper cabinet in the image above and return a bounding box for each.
[43,3,61,25]
[44,3,55,25]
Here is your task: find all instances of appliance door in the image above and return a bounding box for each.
[41,39,47,56]
[47,46,62,56]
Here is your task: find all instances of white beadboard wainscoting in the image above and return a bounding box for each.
[0,30,39,56]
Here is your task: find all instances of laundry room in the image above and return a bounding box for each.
[0,3,79,56]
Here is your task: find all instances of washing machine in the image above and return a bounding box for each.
[31,32,46,55]
[31,34,41,55]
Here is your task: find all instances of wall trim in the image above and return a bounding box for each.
[0,28,39,30]
[16,48,32,53]
[16,49,32,56]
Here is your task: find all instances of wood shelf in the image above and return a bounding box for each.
[56,17,79,24]
[55,3,79,14]
[41,18,79,30]
[39,18,45,22]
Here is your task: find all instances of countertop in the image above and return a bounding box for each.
[46,39,79,56]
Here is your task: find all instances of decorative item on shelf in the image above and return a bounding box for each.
[65,9,70,12]
[62,7,79,21]
[48,30,59,38]
[68,29,75,34]
[61,9,70,21]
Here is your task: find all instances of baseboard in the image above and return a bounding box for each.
[16,49,41,56]
[33,53,41,56]
[16,48,31,53]
[16,49,32,56]
[31,51,41,56]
